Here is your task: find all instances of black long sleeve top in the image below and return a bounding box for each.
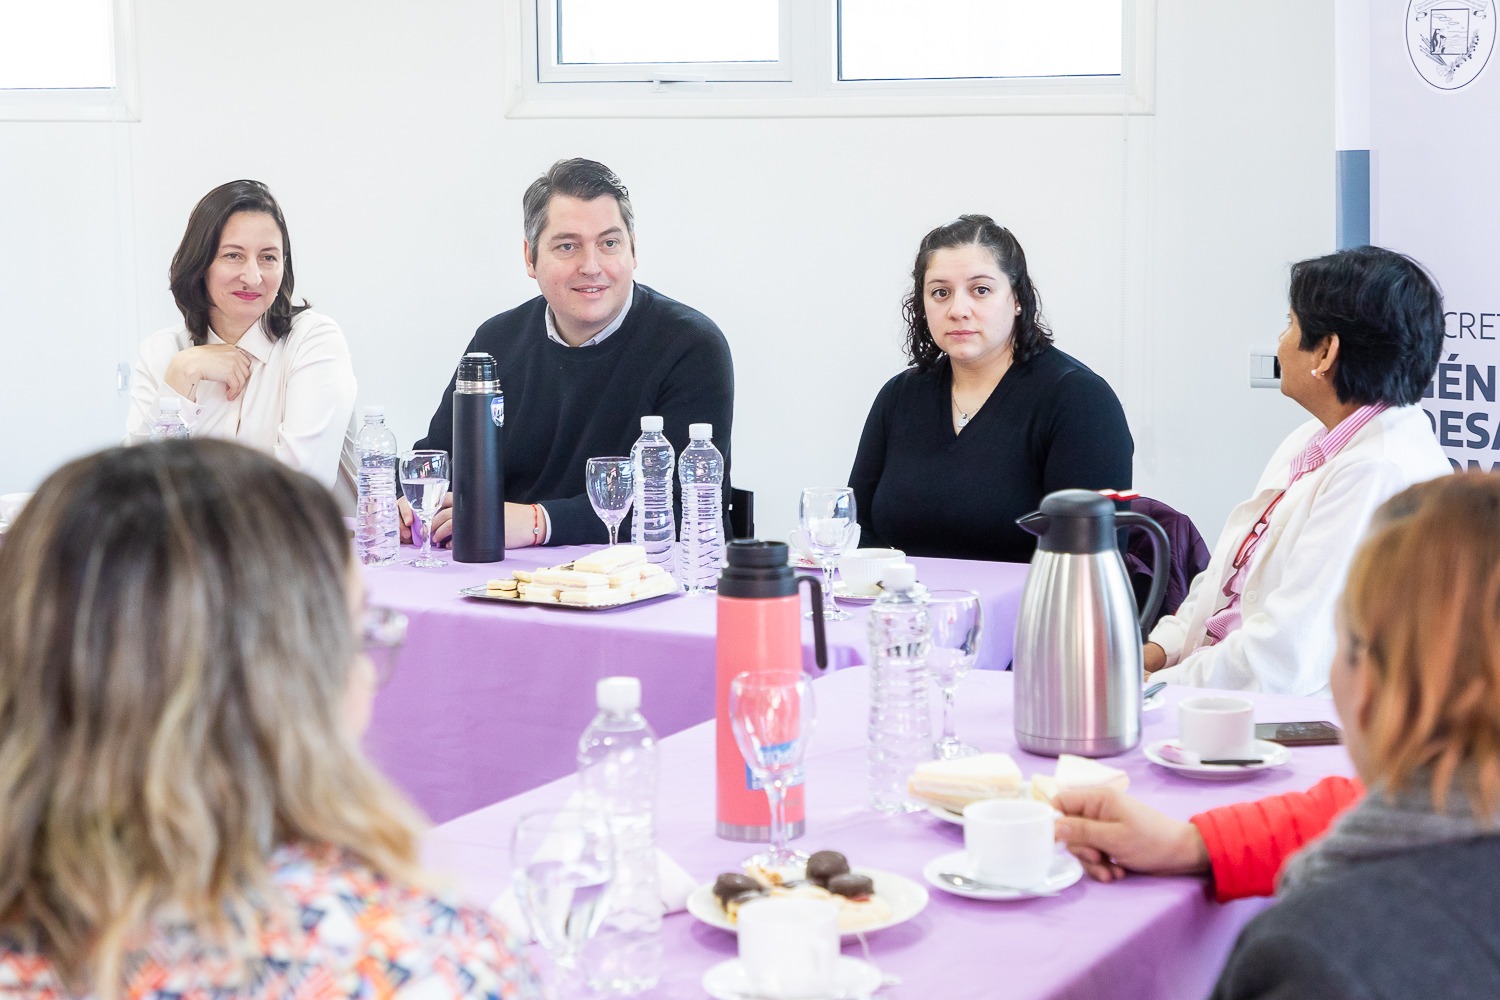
[847,347,1132,563]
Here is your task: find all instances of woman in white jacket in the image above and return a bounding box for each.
[1146,246,1450,695]
[126,180,358,508]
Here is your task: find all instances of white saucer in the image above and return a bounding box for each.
[1143,738,1291,779]
[703,956,883,1000]
[832,581,928,604]
[923,850,1083,900]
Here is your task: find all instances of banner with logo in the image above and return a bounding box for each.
[1337,1,1500,471]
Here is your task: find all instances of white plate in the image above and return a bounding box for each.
[458,584,680,612]
[831,581,928,605]
[923,849,1083,901]
[1143,738,1291,779]
[685,868,928,938]
[703,956,882,1000]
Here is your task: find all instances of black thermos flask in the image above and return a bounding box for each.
[452,352,505,563]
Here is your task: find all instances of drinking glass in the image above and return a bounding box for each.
[585,456,635,545]
[927,589,984,759]
[400,450,450,568]
[730,671,815,875]
[511,808,615,992]
[799,487,856,622]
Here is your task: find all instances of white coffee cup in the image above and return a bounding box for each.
[737,895,840,998]
[962,798,1055,888]
[838,547,905,596]
[1178,695,1257,760]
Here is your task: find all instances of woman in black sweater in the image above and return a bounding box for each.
[848,216,1133,563]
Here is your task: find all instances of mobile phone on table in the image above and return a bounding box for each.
[1255,721,1342,746]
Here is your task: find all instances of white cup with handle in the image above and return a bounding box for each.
[838,547,904,596]
[1178,695,1257,761]
[962,798,1055,888]
[736,895,840,998]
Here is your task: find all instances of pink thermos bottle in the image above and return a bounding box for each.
[716,540,828,841]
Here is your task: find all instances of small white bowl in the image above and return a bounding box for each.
[0,492,31,525]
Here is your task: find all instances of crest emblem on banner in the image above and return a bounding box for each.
[1408,0,1495,89]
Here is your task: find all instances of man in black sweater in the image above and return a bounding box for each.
[405,158,734,548]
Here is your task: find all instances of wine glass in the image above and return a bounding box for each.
[400,449,450,568]
[730,671,815,875]
[926,589,984,759]
[511,807,615,992]
[585,456,635,545]
[799,487,856,622]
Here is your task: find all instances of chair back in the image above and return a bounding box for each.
[728,487,755,540]
[1124,496,1209,632]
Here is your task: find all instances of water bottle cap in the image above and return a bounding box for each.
[689,423,713,440]
[362,405,385,422]
[640,415,664,432]
[597,676,641,714]
[881,563,918,591]
[158,397,181,414]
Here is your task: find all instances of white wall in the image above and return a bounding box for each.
[0,0,1333,544]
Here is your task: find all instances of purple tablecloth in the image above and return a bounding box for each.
[422,667,1354,999]
[363,546,1030,822]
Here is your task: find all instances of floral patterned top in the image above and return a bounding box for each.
[0,842,539,999]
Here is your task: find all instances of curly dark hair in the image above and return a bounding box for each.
[168,180,308,347]
[902,215,1053,372]
[1289,245,1443,407]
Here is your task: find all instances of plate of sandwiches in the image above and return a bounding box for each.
[907,752,1131,824]
[460,544,680,610]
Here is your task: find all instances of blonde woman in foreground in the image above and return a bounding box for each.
[1060,472,1500,997]
[0,440,538,998]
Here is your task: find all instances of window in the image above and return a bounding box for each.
[510,0,1153,117]
[0,0,138,121]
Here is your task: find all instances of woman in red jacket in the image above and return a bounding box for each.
[1054,773,1362,901]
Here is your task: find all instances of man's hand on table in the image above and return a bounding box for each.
[1053,786,1210,884]
[399,494,540,549]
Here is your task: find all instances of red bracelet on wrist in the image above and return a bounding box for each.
[531,504,543,544]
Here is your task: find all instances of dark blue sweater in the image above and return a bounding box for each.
[416,283,734,545]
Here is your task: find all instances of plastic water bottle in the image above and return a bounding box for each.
[354,406,399,566]
[630,415,677,579]
[867,563,932,813]
[677,423,725,594]
[149,398,190,441]
[578,676,662,994]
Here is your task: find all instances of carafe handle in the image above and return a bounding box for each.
[798,576,829,671]
[1116,511,1171,631]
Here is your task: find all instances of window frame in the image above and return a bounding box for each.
[507,0,1155,119]
[0,0,140,123]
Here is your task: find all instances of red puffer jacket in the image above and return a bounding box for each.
[1189,776,1364,902]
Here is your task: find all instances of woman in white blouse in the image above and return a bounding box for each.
[1145,246,1450,696]
[126,180,357,507]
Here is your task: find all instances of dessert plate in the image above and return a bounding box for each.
[832,581,928,605]
[685,868,928,938]
[1143,738,1291,779]
[459,584,679,612]
[703,956,882,1000]
[923,850,1083,901]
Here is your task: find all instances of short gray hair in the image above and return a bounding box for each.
[523,158,635,265]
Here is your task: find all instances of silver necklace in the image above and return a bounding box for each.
[952,390,972,429]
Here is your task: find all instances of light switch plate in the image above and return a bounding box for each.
[1249,350,1280,388]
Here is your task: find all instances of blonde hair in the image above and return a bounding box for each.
[0,440,424,995]
[1344,471,1500,818]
